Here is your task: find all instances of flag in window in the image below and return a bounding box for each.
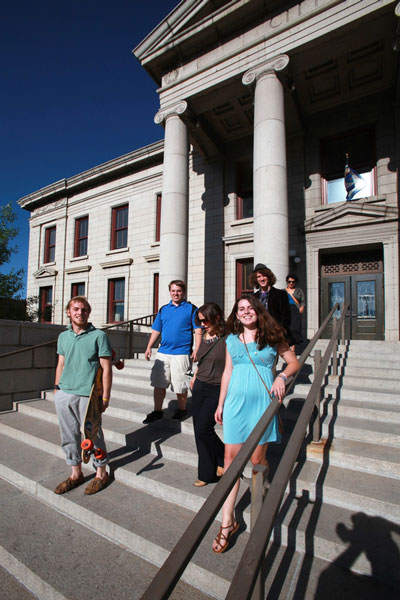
[344,153,366,201]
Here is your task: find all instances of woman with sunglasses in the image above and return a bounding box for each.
[286,273,305,351]
[212,295,299,553]
[190,303,226,487]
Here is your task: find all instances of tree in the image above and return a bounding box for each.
[0,202,25,299]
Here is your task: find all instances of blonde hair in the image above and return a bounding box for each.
[66,296,91,314]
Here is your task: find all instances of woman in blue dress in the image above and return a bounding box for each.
[212,295,300,553]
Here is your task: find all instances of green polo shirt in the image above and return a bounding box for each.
[57,323,112,396]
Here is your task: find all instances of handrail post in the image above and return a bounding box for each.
[129,321,133,359]
[312,349,321,442]
[332,317,338,377]
[250,464,268,600]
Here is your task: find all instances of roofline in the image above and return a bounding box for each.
[18,140,164,211]
[132,0,202,61]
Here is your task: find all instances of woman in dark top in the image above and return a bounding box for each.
[190,302,226,487]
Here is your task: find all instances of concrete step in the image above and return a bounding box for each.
[306,436,400,480]
[1,429,399,591]
[293,383,400,405]
[320,414,400,447]
[285,394,400,424]
[292,459,400,524]
[342,364,400,377]
[0,448,229,600]
[2,403,400,531]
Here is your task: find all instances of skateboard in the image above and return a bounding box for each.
[81,367,106,463]
[80,351,125,463]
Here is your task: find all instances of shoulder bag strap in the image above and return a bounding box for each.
[197,335,225,367]
[242,338,274,401]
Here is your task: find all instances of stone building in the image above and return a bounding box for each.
[19,0,400,341]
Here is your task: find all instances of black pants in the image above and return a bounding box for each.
[191,379,225,482]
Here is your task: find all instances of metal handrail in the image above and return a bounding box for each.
[140,302,346,600]
[0,314,156,360]
[225,303,348,599]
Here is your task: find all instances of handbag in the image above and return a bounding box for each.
[243,338,284,434]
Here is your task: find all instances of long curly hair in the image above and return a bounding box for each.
[249,266,277,288]
[226,294,287,350]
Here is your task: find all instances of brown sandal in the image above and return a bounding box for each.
[212,521,239,554]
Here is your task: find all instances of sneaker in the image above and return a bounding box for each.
[142,410,163,424]
[171,408,188,421]
[54,473,84,495]
[84,473,110,495]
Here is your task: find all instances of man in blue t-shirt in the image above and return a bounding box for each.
[143,280,202,423]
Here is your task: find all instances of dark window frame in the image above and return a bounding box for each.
[44,226,56,263]
[236,162,253,220]
[107,278,125,323]
[39,286,53,323]
[74,216,88,257]
[71,282,85,298]
[111,205,128,250]
[236,258,254,297]
[155,193,162,242]
[153,272,159,314]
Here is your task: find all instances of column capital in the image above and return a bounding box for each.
[154,101,188,125]
[242,54,289,86]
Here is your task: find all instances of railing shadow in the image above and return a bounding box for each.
[108,421,183,475]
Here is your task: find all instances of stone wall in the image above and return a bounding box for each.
[0,320,151,412]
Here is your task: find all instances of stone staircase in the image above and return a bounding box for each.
[1,340,400,599]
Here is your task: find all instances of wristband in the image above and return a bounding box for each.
[103,398,110,403]
[277,373,287,381]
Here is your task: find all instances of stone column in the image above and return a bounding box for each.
[154,102,189,306]
[243,55,289,287]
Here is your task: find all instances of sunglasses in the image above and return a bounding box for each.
[287,280,296,284]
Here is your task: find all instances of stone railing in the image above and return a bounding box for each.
[0,318,154,412]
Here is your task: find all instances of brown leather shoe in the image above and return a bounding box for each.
[54,473,84,495]
[84,473,109,495]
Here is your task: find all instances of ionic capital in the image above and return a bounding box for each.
[154,101,188,125]
[242,54,289,86]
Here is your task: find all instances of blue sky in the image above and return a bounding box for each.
[1,0,179,295]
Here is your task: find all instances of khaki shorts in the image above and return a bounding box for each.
[150,352,191,394]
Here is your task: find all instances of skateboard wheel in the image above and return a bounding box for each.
[81,439,94,451]
[94,448,107,460]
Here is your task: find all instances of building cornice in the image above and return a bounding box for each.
[18,140,164,212]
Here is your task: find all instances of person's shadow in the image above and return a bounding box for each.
[315,512,400,598]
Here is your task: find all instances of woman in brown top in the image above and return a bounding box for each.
[190,302,226,487]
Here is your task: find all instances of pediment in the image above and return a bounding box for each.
[304,199,398,233]
[134,0,231,63]
[33,266,58,278]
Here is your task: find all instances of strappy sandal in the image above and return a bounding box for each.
[212,521,239,554]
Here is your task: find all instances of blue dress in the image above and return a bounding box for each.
[223,334,281,445]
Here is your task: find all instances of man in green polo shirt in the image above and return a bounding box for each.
[53,296,112,495]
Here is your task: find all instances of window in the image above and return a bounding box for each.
[153,273,159,314]
[108,278,125,323]
[236,258,253,297]
[71,282,85,298]
[321,128,376,204]
[236,162,253,219]
[111,205,128,250]
[74,217,88,257]
[155,193,162,242]
[39,286,53,323]
[44,226,56,263]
